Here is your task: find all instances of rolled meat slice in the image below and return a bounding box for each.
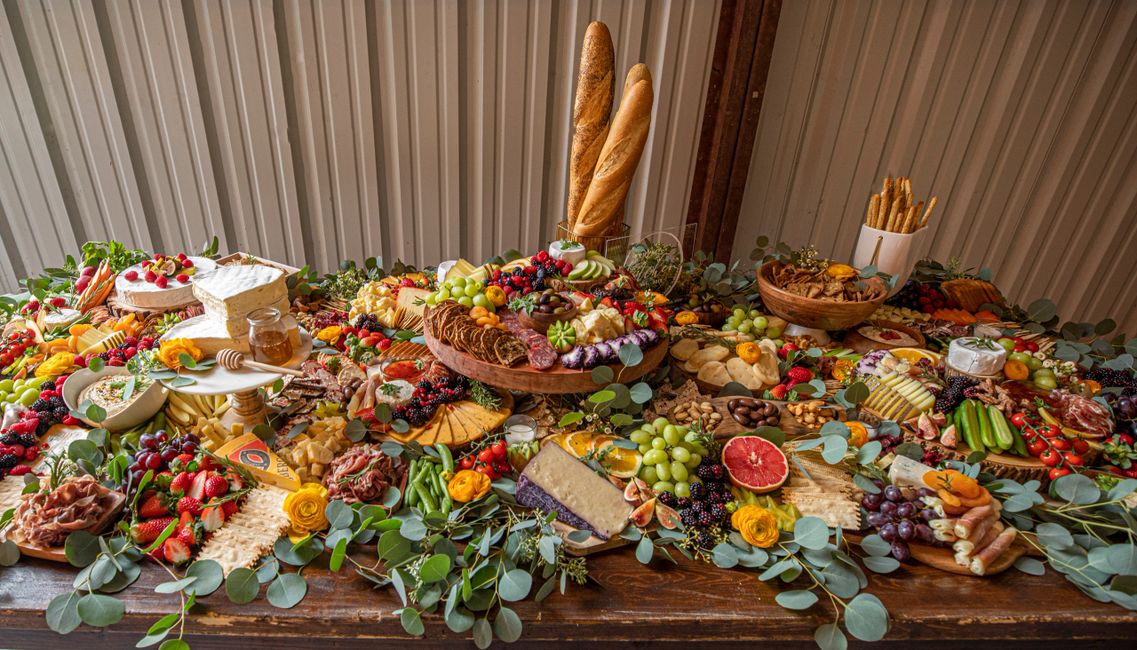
[954,504,994,539]
[970,527,1018,575]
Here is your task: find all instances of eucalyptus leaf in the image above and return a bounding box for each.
[419,554,452,583]
[859,534,891,557]
[154,576,198,594]
[182,559,223,596]
[1036,522,1075,550]
[862,555,900,573]
[65,530,101,567]
[46,591,82,634]
[225,567,260,604]
[1052,473,1101,505]
[499,568,533,602]
[266,573,307,609]
[0,539,21,566]
[712,543,740,569]
[590,365,614,385]
[1013,556,1046,576]
[814,622,848,650]
[566,529,593,543]
[493,606,523,643]
[775,589,818,610]
[77,593,125,627]
[399,607,425,636]
[635,536,654,564]
[844,593,889,642]
[325,500,354,530]
[473,618,493,649]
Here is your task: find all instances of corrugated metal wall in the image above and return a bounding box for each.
[736,0,1137,333]
[0,0,720,288]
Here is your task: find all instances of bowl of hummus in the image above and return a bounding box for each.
[62,366,168,431]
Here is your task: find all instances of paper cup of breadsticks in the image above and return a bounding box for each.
[853,175,938,295]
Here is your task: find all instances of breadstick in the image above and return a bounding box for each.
[919,196,938,228]
[866,194,881,227]
[885,198,901,232]
[901,206,917,233]
[880,181,891,228]
[912,200,924,231]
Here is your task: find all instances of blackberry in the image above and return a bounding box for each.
[657,492,676,507]
[680,509,697,526]
[709,503,727,522]
[0,432,18,446]
[49,396,64,409]
[40,380,56,391]
[695,464,714,480]
[710,465,725,480]
[886,280,921,310]
[52,406,68,421]
[20,433,36,448]
[696,531,714,548]
[676,497,692,510]
[934,376,978,414]
[31,398,49,412]
[688,501,706,516]
[697,511,716,527]
[0,453,17,469]
[689,482,707,499]
[1085,367,1137,390]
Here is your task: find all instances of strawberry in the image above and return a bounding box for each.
[138,494,169,519]
[768,384,788,400]
[204,474,229,498]
[177,525,198,548]
[228,475,246,492]
[162,537,191,565]
[170,472,192,495]
[177,496,203,517]
[129,516,174,544]
[786,366,813,387]
[220,500,238,517]
[778,342,799,359]
[200,505,225,532]
[178,511,194,528]
[198,456,217,471]
[173,453,195,467]
[188,471,208,501]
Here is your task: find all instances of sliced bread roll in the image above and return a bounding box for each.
[573,74,653,237]
[567,22,615,229]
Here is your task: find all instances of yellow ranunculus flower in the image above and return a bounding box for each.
[315,326,343,345]
[735,341,762,365]
[447,469,491,503]
[284,482,330,542]
[35,352,77,378]
[731,504,780,548]
[157,338,204,370]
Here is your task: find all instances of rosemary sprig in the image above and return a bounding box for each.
[469,380,502,411]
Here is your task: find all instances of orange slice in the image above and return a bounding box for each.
[562,432,597,458]
[892,347,941,365]
[595,441,643,479]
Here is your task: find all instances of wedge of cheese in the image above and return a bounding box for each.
[215,433,301,492]
[161,314,299,356]
[516,444,631,540]
[193,265,289,336]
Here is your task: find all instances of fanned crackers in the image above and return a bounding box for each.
[779,443,863,530]
[196,485,292,575]
[0,476,26,516]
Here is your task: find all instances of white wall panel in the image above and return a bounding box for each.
[736,0,1137,333]
[0,0,719,284]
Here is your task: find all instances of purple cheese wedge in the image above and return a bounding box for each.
[515,445,632,540]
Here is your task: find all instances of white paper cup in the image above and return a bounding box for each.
[853,225,928,296]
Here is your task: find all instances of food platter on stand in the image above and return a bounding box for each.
[424,323,668,394]
[158,329,313,429]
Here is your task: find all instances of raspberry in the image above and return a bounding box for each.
[176,274,189,283]
[155,276,168,289]
[144,270,157,282]
[124,270,139,281]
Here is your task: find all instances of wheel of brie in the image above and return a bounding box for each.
[114,256,216,312]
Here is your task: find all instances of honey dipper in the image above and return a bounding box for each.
[216,349,305,377]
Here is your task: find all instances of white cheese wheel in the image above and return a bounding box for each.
[947,337,1007,376]
[114,256,216,311]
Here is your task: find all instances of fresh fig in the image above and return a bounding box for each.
[655,502,681,530]
[630,498,657,528]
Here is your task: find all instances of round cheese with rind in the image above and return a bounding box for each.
[947,337,1007,376]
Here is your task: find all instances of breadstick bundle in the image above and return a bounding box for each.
[566,21,654,239]
[863,175,938,234]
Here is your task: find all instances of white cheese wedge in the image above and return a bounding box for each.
[161,314,299,356]
[516,445,631,540]
[947,337,1007,376]
[192,264,288,331]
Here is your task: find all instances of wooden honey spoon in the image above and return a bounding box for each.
[216,349,305,377]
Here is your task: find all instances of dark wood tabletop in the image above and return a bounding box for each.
[2,545,1135,649]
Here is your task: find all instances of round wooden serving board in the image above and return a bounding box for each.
[424,328,668,394]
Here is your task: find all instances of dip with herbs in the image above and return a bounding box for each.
[78,376,149,417]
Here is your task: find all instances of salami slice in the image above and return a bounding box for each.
[500,310,558,369]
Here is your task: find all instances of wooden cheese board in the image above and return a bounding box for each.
[845,531,1032,577]
[385,392,514,448]
[1,488,125,563]
[552,520,632,556]
[841,320,926,354]
[424,327,669,394]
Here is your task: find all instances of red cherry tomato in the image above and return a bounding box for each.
[1027,440,1047,457]
[490,440,507,461]
[1040,425,1062,439]
[459,456,475,469]
[1049,467,1072,480]
[478,448,495,463]
[1072,439,1090,454]
[1010,413,1027,428]
[1062,452,1084,467]
[1039,448,1061,467]
[1050,438,1071,451]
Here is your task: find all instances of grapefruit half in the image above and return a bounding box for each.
[722,435,788,493]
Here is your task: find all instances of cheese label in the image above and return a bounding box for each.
[216,433,301,492]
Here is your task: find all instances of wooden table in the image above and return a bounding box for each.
[2,548,1135,648]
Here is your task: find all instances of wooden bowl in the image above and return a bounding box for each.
[756,261,887,331]
[516,302,577,334]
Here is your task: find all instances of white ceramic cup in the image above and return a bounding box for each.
[852,224,928,296]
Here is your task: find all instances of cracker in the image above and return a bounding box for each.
[196,486,292,575]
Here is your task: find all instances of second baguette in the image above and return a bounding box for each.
[574,78,654,237]
[567,22,616,229]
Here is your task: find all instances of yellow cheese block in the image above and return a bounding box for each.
[215,433,301,492]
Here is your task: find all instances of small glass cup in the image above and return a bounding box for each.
[502,414,537,445]
[247,307,293,366]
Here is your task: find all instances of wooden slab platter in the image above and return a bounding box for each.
[845,531,1032,577]
[424,327,668,394]
[1,487,125,563]
[901,431,1048,484]
[552,520,632,557]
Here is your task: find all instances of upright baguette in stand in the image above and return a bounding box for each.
[573,76,654,237]
[567,22,615,229]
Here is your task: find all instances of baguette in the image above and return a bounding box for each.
[573,78,654,237]
[567,22,615,229]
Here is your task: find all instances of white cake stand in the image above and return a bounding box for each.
[159,329,313,429]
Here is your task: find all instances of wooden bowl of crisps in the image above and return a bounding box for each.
[757,261,887,331]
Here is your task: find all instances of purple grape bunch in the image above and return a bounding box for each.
[861,479,937,561]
